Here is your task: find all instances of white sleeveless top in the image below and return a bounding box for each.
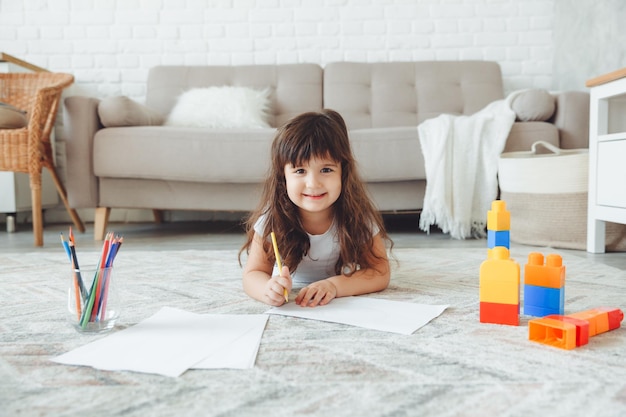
[254,214,340,285]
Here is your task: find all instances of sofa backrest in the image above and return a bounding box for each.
[146,64,323,128]
[323,61,504,129]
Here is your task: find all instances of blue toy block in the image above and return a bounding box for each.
[523,284,565,316]
[525,304,563,318]
[487,230,510,249]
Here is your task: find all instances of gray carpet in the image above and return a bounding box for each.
[1,248,625,417]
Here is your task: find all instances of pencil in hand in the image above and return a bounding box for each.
[270,231,289,303]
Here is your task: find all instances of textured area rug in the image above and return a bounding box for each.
[1,248,625,417]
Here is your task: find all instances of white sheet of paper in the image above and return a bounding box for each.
[192,313,267,369]
[51,307,268,377]
[266,297,448,335]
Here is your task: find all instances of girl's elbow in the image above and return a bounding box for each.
[373,264,391,291]
[379,271,391,290]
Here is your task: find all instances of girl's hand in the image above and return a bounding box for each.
[264,265,292,306]
[295,279,337,307]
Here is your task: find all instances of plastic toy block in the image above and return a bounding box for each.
[523,284,565,316]
[480,301,519,326]
[487,230,510,249]
[479,247,520,305]
[524,252,565,289]
[568,307,624,336]
[529,307,623,350]
[599,307,625,329]
[528,317,577,350]
[568,310,606,336]
[487,200,511,231]
[524,304,562,318]
[544,315,589,347]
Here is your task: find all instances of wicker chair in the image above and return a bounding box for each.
[0,72,84,246]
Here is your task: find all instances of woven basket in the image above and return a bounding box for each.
[499,141,626,251]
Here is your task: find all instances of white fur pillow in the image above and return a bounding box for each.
[165,86,271,129]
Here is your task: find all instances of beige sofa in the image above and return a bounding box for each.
[62,61,590,240]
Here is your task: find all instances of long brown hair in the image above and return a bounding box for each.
[239,109,391,276]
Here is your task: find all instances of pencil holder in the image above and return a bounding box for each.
[67,266,120,333]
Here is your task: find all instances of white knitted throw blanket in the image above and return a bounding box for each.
[418,93,518,239]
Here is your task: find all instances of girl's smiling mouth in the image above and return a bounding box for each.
[304,192,327,199]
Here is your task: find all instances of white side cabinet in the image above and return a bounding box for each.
[587,68,626,253]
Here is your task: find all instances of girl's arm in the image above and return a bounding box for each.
[295,233,390,307]
[242,232,292,306]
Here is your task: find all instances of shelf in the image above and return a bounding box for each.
[587,67,626,253]
[597,132,626,142]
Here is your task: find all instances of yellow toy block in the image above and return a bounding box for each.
[487,200,510,231]
[524,252,565,289]
[479,246,520,305]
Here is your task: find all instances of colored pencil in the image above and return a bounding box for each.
[62,234,82,320]
[270,231,288,303]
[90,233,112,322]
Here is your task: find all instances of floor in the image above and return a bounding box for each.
[2,214,625,270]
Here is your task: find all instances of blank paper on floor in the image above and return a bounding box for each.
[51,307,268,377]
[266,296,448,335]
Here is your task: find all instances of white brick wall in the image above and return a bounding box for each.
[0,0,557,101]
[0,0,560,224]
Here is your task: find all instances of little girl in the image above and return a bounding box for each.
[239,109,392,307]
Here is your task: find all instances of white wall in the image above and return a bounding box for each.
[0,0,556,104]
[6,0,599,225]
[552,0,626,91]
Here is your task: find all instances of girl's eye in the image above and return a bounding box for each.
[294,168,305,174]
[321,167,334,173]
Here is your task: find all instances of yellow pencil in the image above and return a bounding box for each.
[270,231,289,303]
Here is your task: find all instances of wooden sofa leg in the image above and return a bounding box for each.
[94,207,110,241]
[152,209,163,224]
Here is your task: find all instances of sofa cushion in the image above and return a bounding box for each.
[0,102,28,129]
[510,89,555,122]
[350,127,425,181]
[98,96,165,127]
[146,64,324,128]
[93,126,275,183]
[165,86,271,129]
[324,61,504,129]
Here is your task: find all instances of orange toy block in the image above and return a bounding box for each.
[524,252,565,289]
[528,317,577,350]
[544,315,590,347]
[480,247,520,305]
[568,307,624,337]
[529,307,623,350]
[568,310,607,336]
[487,200,510,231]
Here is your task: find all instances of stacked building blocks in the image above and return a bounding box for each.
[479,246,520,325]
[487,200,510,249]
[528,307,624,350]
[524,252,565,317]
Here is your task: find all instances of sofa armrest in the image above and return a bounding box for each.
[63,96,102,208]
[552,91,590,149]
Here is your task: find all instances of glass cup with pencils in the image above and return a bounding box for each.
[67,265,120,333]
[62,229,123,333]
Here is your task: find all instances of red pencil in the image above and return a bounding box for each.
[90,233,112,322]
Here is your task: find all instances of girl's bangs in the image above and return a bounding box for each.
[285,131,344,167]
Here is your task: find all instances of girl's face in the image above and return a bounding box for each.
[284,156,342,221]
